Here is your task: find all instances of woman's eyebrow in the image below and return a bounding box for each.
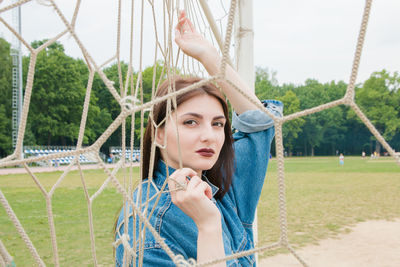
[180,113,225,120]
[213,115,226,120]
[181,112,203,119]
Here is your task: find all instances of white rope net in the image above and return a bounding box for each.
[0,0,399,266]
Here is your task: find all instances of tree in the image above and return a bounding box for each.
[279,90,305,155]
[91,61,134,152]
[255,67,280,100]
[294,79,330,155]
[132,62,165,146]
[319,81,348,155]
[25,40,89,146]
[90,61,165,153]
[0,38,13,157]
[356,70,400,153]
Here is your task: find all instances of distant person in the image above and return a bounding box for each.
[362,151,366,158]
[339,153,344,166]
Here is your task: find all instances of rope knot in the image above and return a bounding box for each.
[121,96,139,112]
[173,255,196,266]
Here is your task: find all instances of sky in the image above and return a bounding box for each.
[0,0,399,86]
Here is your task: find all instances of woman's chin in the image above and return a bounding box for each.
[188,162,216,173]
[179,155,218,173]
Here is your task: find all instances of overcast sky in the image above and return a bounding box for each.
[1,0,399,85]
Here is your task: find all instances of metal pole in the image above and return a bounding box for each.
[11,2,23,159]
[234,0,254,91]
[234,0,257,264]
[10,0,22,155]
[18,5,23,160]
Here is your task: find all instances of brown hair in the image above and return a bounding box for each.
[142,76,234,199]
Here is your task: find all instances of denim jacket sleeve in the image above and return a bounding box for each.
[229,100,283,226]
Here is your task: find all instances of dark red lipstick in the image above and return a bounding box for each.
[196,148,215,157]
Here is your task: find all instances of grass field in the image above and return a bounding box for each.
[1,157,399,266]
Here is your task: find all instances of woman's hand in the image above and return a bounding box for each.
[168,168,225,265]
[168,168,221,230]
[174,10,259,115]
[175,10,219,65]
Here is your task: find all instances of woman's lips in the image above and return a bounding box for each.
[196,148,215,157]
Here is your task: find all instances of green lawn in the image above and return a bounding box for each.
[258,156,400,256]
[1,157,399,266]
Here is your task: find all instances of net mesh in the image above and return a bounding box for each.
[0,0,399,266]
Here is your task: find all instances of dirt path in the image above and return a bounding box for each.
[260,219,400,267]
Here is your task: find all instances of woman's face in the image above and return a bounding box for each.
[157,93,226,175]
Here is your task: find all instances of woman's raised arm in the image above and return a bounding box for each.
[175,11,260,115]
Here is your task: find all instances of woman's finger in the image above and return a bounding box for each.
[195,181,213,200]
[177,10,194,34]
[186,175,202,191]
[177,11,186,27]
[186,17,196,32]
[168,168,197,191]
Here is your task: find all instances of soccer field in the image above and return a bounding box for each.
[1,157,399,266]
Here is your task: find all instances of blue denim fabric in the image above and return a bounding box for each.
[115,100,283,266]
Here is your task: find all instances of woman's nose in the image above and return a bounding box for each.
[199,125,215,142]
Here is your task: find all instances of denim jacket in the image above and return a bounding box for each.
[115,100,283,266]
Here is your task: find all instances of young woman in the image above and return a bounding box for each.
[115,11,283,266]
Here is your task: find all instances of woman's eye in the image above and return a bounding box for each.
[213,121,225,127]
[184,120,197,126]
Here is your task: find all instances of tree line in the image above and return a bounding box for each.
[0,38,399,157]
[255,68,400,156]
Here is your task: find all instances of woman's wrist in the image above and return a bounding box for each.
[199,48,221,74]
[196,213,221,232]
[196,213,225,266]
[197,222,222,237]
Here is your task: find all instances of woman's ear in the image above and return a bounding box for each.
[155,126,165,147]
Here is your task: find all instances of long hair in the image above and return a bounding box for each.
[142,76,234,199]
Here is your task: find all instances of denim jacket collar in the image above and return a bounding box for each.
[154,160,219,198]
